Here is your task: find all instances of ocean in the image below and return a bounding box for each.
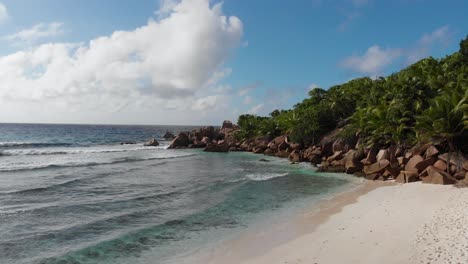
[0,123,359,264]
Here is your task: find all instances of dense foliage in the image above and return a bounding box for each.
[235,36,468,153]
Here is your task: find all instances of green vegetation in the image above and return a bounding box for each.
[235,36,468,153]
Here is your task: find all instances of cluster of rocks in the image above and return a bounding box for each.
[239,134,468,186]
[166,120,240,152]
[322,143,467,185]
[144,138,160,146]
[120,141,136,145]
[163,131,175,140]
[163,120,468,186]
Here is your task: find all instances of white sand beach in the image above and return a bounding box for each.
[191,182,468,264]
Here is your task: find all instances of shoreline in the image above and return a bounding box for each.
[184,181,468,264]
[179,180,390,263]
[166,122,467,187]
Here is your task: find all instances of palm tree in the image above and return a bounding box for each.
[416,83,468,171]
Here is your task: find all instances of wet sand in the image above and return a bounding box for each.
[187,181,468,264]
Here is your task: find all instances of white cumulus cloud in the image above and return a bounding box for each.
[156,0,180,18]
[340,25,454,77]
[192,95,225,111]
[340,45,402,75]
[0,2,8,23]
[0,0,243,125]
[419,25,451,46]
[407,25,452,64]
[5,22,64,44]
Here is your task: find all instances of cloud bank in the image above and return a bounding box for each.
[340,45,402,75]
[5,22,64,44]
[340,26,452,76]
[0,0,243,124]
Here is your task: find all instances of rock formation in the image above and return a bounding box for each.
[163,131,175,140]
[144,138,159,146]
[163,120,467,186]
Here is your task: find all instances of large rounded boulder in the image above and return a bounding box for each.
[163,131,175,140]
[168,132,190,149]
[144,138,160,147]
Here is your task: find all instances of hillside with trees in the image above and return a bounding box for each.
[235,36,468,155]
[165,36,467,184]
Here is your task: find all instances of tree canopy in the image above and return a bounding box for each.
[235,36,468,153]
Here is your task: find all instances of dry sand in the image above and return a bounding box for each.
[188,181,468,264]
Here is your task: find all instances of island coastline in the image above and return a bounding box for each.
[182,181,467,264]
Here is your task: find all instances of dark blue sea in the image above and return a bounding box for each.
[0,123,359,264]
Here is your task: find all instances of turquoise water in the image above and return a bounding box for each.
[0,123,357,264]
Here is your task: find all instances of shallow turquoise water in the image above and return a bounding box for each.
[0,123,356,264]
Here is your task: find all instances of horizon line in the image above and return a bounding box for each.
[0,121,223,127]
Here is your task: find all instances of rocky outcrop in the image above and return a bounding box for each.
[201,136,211,146]
[327,151,344,163]
[404,155,424,173]
[433,160,448,171]
[376,149,390,162]
[272,135,288,145]
[288,150,303,162]
[414,157,438,173]
[277,141,289,151]
[189,140,207,148]
[342,149,365,174]
[264,148,274,156]
[120,141,136,145]
[397,156,408,166]
[253,146,266,154]
[321,141,334,158]
[168,132,190,149]
[456,172,468,187]
[361,147,378,165]
[289,142,303,151]
[192,126,216,141]
[303,146,322,164]
[239,129,466,185]
[438,152,466,166]
[363,159,391,175]
[395,171,419,183]
[332,139,344,152]
[163,131,175,140]
[251,138,269,154]
[424,145,439,158]
[163,120,466,186]
[164,121,241,150]
[412,142,432,156]
[144,138,159,146]
[275,150,290,158]
[220,120,239,137]
[421,166,457,185]
[204,142,229,152]
[222,120,234,129]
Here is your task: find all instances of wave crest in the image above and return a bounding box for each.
[245,172,288,181]
[0,145,168,156]
[0,153,195,172]
[0,142,72,149]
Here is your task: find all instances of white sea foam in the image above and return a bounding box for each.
[0,142,71,148]
[245,172,289,181]
[0,151,194,172]
[0,144,169,156]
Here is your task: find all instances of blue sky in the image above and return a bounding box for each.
[0,0,466,125]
